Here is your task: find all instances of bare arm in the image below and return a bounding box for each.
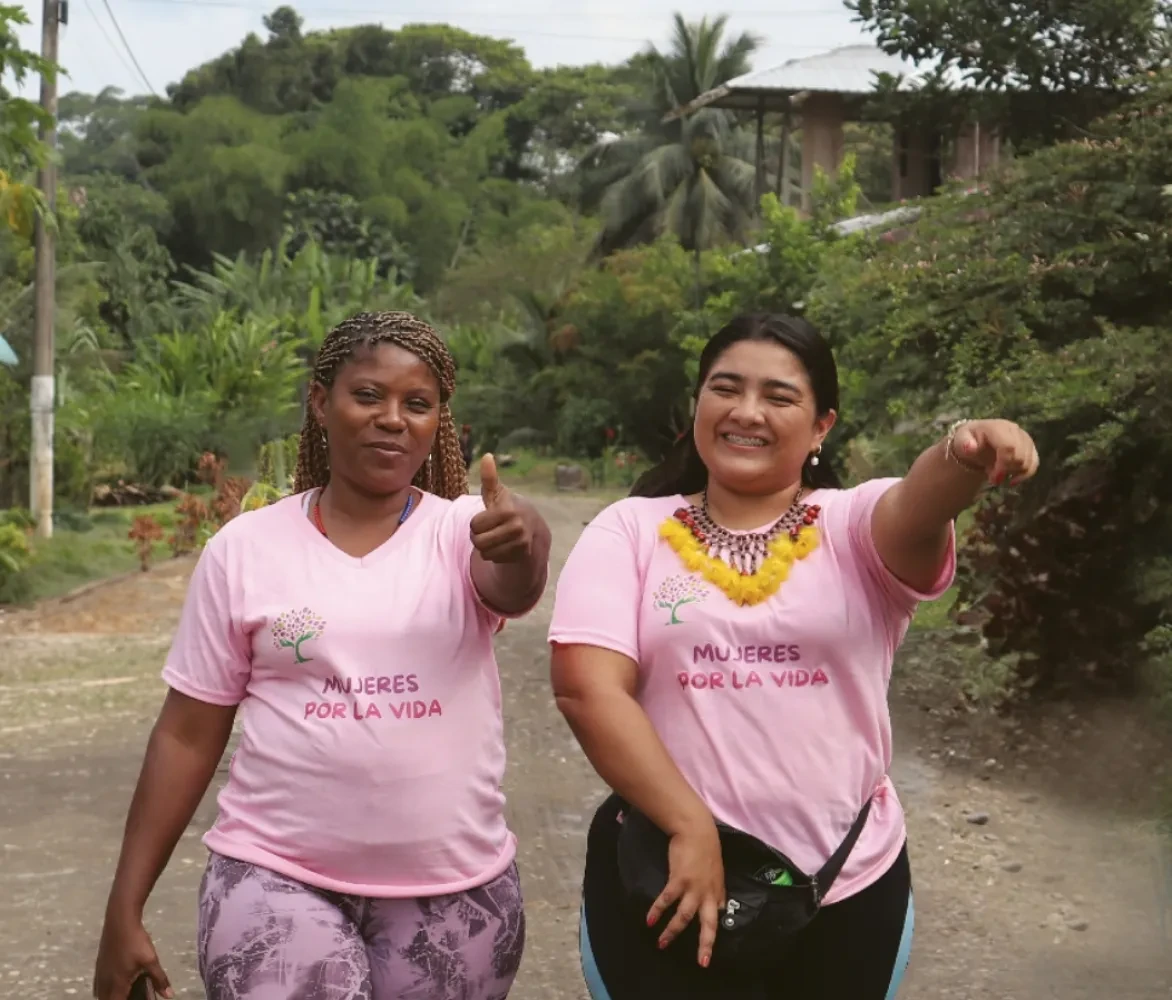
[551,644,711,835]
[105,689,236,919]
[552,643,723,966]
[873,419,1039,593]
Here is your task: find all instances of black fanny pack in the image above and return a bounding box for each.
[615,797,872,970]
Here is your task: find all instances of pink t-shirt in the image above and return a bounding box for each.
[548,478,955,904]
[162,491,520,898]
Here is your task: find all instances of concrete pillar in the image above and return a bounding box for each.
[950,121,1002,182]
[799,93,845,212]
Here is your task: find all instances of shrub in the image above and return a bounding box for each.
[0,507,35,532]
[807,76,1172,699]
[0,522,33,604]
[169,493,212,556]
[128,515,165,571]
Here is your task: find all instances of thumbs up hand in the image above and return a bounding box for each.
[470,454,532,564]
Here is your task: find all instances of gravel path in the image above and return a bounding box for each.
[0,494,1168,999]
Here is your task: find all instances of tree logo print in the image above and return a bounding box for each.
[272,607,326,664]
[653,575,708,625]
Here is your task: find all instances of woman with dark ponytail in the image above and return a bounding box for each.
[630,314,844,500]
[549,313,1038,998]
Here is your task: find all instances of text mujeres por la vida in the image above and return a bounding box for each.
[304,674,441,722]
[680,643,829,690]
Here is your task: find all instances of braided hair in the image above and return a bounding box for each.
[294,311,469,500]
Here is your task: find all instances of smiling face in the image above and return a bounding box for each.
[309,341,441,496]
[693,338,837,496]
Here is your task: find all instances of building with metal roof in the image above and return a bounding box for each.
[666,44,1001,212]
[665,44,950,119]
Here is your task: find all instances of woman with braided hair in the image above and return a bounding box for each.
[94,312,552,1000]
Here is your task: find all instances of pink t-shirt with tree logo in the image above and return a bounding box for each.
[162,492,518,898]
[548,478,955,904]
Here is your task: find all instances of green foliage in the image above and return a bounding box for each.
[98,311,304,483]
[849,0,1172,147]
[851,0,1169,92]
[0,520,32,602]
[808,75,1172,697]
[257,434,299,491]
[0,6,57,242]
[58,88,154,181]
[139,95,294,263]
[173,233,416,348]
[551,239,703,457]
[708,170,860,309]
[0,4,55,171]
[285,189,413,279]
[580,15,764,257]
[108,18,616,286]
[73,175,177,343]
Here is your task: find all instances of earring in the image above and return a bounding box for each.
[810,445,822,467]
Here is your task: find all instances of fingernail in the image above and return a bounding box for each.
[658,938,668,950]
[646,914,655,927]
[700,955,710,968]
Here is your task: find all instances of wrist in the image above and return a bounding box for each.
[664,798,717,838]
[105,886,146,923]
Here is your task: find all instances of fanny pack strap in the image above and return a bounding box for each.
[811,796,873,903]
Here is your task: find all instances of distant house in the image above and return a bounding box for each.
[665,44,1004,212]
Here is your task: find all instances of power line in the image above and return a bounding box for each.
[79,0,144,92]
[122,1,848,17]
[96,0,158,94]
[119,0,849,49]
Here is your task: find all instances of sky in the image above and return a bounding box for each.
[11,0,877,100]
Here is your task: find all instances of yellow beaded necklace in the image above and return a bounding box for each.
[659,490,821,606]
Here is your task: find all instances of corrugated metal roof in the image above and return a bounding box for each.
[726,45,927,98]
[664,44,961,120]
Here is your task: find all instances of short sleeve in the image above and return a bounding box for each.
[161,534,252,706]
[547,502,643,663]
[446,494,540,623]
[844,477,957,613]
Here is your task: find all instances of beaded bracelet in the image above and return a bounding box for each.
[945,420,987,476]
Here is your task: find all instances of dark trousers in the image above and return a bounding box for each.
[580,794,914,999]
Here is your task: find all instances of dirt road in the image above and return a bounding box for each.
[1,495,1169,999]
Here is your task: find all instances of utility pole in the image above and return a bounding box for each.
[30,0,61,538]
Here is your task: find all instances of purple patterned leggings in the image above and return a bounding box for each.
[197,853,526,1000]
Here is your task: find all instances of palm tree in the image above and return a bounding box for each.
[580,14,764,259]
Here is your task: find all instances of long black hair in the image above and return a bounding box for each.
[630,313,843,498]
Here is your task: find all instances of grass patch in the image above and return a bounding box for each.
[912,584,958,630]
[494,449,648,499]
[1,502,176,605]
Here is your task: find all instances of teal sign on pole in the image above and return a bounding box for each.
[0,334,16,366]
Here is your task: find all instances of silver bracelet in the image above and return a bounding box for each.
[945,420,986,476]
